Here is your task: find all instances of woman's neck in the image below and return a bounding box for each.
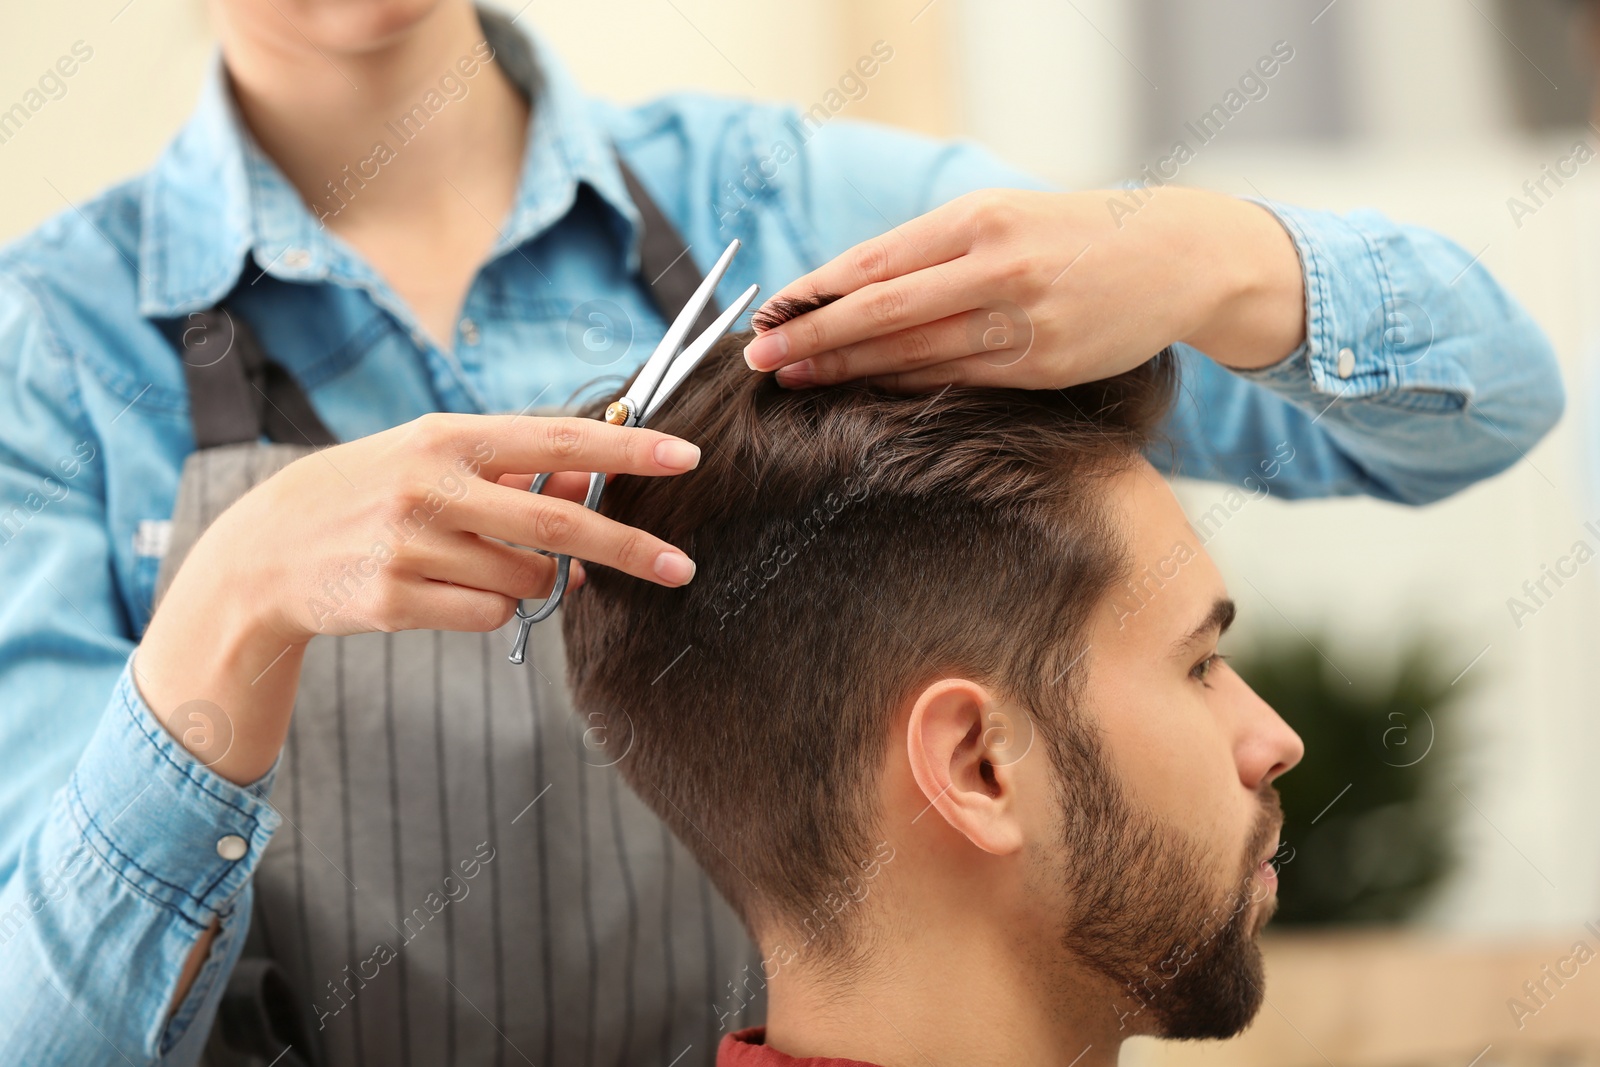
[211,0,532,345]
[217,1,529,226]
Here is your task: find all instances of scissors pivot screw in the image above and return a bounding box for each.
[605,400,632,426]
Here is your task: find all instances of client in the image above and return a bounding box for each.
[561,298,1304,1067]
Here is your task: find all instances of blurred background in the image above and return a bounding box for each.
[5,0,1600,1062]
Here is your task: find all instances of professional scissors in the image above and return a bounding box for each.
[508,238,760,665]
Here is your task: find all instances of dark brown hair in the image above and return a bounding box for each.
[562,301,1176,948]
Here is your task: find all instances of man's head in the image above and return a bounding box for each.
[562,303,1303,1042]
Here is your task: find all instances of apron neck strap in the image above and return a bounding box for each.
[616,157,723,343]
[171,308,338,450]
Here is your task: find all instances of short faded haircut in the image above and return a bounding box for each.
[562,297,1177,949]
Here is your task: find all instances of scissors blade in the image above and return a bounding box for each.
[640,282,760,426]
[625,239,742,419]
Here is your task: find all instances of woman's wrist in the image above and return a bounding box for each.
[135,520,309,785]
[1180,196,1307,371]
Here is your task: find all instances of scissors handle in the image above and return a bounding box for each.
[509,469,606,664]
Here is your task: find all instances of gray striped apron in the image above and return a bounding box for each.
[157,161,761,1067]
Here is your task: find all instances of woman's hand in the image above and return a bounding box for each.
[135,411,702,785]
[742,187,1306,391]
[236,411,700,643]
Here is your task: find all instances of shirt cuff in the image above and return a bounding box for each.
[65,649,281,931]
[1236,198,1470,412]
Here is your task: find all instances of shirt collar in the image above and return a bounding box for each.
[137,9,642,318]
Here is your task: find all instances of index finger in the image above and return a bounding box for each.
[746,260,991,372]
[435,414,702,481]
[750,199,971,332]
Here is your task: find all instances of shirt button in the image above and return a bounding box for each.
[281,248,310,269]
[1336,347,1355,379]
[459,318,481,346]
[216,835,248,861]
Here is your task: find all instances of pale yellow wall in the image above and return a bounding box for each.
[1,1,215,242]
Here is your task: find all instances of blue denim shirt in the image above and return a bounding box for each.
[0,19,1564,1065]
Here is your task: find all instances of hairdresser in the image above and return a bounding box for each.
[0,1,1562,1065]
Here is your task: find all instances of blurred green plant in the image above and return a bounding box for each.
[1229,632,1472,926]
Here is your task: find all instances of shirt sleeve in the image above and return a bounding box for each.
[0,275,281,1066]
[777,113,1565,503]
[1158,200,1566,502]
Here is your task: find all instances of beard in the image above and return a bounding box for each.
[1049,740,1283,1040]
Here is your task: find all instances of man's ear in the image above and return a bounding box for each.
[904,679,1028,856]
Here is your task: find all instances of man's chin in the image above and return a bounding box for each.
[1143,873,1275,1041]
[1153,932,1267,1041]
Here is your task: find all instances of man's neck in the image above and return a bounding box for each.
[759,917,1125,1067]
[216,0,529,227]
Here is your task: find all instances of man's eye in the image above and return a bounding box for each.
[1190,652,1228,684]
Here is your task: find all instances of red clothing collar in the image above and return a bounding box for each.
[718,1027,883,1067]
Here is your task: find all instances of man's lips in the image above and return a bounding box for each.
[1254,822,1284,889]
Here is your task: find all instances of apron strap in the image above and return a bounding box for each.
[618,158,724,342]
[173,308,338,449]
[166,155,719,451]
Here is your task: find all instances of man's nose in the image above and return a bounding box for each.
[1233,678,1304,789]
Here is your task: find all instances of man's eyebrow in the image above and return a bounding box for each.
[1170,597,1236,655]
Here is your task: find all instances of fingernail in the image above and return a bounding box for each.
[654,439,701,470]
[744,331,789,370]
[654,551,696,584]
[774,360,814,388]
